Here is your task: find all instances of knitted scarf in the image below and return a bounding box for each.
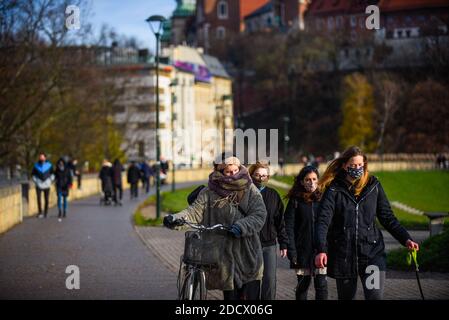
[208,166,252,207]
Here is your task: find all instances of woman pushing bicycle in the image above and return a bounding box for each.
[164,155,267,300]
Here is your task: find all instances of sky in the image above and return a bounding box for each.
[88,0,177,53]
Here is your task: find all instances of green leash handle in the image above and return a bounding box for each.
[406,249,419,271]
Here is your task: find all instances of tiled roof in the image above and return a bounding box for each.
[379,0,449,12]
[244,2,273,20]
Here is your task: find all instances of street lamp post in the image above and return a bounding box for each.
[146,15,165,219]
[283,116,290,162]
[170,78,178,193]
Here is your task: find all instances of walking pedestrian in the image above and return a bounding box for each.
[314,146,420,300]
[140,160,153,194]
[112,159,124,206]
[71,159,82,189]
[54,158,72,221]
[127,161,141,199]
[31,153,54,218]
[284,165,328,300]
[99,160,113,204]
[164,156,267,300]
[248,161,288,300]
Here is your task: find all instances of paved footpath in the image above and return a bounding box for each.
[0,181,199,299]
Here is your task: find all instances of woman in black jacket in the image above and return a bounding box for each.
[54,158,73,221]
[314,146,419,300]
[248,161,289,300]
[284,165,328,300]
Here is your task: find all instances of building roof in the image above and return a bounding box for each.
[378,0,449,12]
[201,54,230,78]
[173,0,196,17]
[244,2,273,20]
[306,0,351,15]
[240,0,271,18]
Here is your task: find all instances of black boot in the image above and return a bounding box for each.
[58,210,62,218]
[314,274,328,300]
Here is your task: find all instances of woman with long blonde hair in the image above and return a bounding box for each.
[314,146,419,300]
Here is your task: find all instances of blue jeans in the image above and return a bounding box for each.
[57,191,68,216]
[261,245,277,300]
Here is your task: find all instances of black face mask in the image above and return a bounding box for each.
[347,166,364,179]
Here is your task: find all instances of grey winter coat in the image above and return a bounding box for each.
[173,183,267,291]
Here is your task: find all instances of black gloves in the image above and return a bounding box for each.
[163,214,182,229]
[228,224,242,238]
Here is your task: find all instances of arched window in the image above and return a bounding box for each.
[217,0,228,19]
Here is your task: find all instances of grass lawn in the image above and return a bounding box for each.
[272,170,449,230]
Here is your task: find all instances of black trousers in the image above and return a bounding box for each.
[223,280,261,300]
[142,177,150,193]
[336,271,386,300]
[113,184,123,203]
[130,183,138,198]
[36,188,50,216]
[296,275,328,300]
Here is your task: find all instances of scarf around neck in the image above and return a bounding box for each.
[208,166,252,207]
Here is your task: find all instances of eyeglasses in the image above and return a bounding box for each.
[253,174,268,179]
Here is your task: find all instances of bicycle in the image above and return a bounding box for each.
[174,218,231,300]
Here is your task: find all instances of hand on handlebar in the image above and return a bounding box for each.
[163,214,184,229]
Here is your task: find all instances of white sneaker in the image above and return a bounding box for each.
[58,218,62,222]
[38,214,43,219]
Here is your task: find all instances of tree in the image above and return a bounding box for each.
[339,73,376,152]
[400,79,449,153]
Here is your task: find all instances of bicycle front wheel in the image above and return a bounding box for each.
[182,269,206,300]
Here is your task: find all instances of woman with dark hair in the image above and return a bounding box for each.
[284,165,328,300]
[315,146,419,300]
[164,156,267,300]
[54,158,72,221]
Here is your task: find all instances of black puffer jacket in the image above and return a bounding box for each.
[284,196,320,269]
[259,187,288,249]
[315,172,412,278]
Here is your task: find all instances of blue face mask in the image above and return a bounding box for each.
[347,166,364,179]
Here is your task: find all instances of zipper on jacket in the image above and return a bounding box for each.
[354,182,378,277]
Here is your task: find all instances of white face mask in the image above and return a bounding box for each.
[304,181,318,193]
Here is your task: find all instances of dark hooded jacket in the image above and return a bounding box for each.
[54,159,72,195]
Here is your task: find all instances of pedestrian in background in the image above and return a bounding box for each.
[127,161,141,199]
[54,158,72,221]
[112,159,124,205]
[31,153,54,218]
[284,165,328,300]
[140,160,153,194]
[99,159,114,204]
[248,161,289,300]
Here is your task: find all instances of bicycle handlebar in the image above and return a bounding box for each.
[178,217,231,231]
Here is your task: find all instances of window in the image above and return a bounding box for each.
[216,26,226,39]
[350,15,357,27]
[336,16,343,29]
[406,30,411,38]
[267,16,272,27]
[138,141,145,157]
[328,17,334,30]
[217,0,228,19]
